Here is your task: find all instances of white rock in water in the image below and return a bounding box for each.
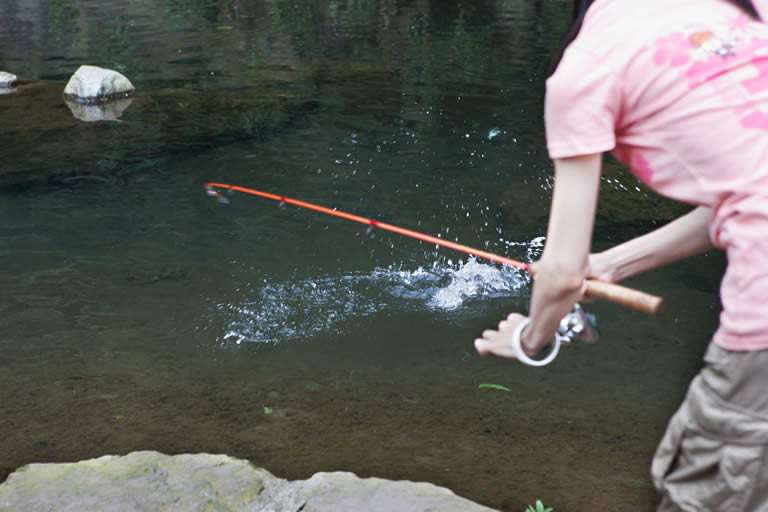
[63,65,135,104]
[0,71,17,87]
[0,451,499,512]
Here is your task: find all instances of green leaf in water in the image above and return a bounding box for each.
[477,383,512,392]
[263,406,273,415]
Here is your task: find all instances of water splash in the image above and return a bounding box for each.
[501,235,545,262]
[211,258,529,346]
[385,258,527,310]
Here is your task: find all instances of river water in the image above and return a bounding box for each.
[0,1,725,510]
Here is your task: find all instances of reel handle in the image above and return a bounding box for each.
[583,279,666,316]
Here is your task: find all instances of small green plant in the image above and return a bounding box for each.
[525,500,553,512]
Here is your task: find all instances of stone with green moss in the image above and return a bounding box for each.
[0,451,499,512]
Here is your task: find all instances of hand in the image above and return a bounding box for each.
[474,313,536,359]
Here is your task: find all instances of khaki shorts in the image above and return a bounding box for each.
[652,342,768,512]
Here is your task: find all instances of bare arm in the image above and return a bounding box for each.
[475,156,714,361]
[588,205,714,283]
[475,154,602,357]
[523,154,602,351]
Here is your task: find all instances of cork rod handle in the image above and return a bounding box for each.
[583,279,666,316]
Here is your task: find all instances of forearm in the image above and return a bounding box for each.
[525,260,586,350]
[523,155,601,352]
[591,205,714,282]
[474,154,602,360]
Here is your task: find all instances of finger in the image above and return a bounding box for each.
[579,279,596,303]
[474,338,491,355]
[480,329,498,340]
[474,336,518,359]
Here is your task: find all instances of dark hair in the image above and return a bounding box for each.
[550,0,762,74]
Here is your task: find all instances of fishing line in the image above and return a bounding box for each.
[204,182,665,315]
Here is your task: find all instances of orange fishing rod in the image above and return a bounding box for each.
[204,182,665,315]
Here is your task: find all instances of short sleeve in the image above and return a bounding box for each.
[754,0,768,20]
[545,47,621,159]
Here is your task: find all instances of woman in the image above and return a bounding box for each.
[474,0,768,510]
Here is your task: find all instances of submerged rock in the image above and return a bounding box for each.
[0,451,497,512]
[0,82,317,192]
[64,96,134,122]
[63,65,135,104]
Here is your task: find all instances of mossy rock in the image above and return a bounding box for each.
[0,451,499,511]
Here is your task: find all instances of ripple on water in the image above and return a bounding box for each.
[19,265,81,285]
[210,258,529,346]
[13,294,67,307]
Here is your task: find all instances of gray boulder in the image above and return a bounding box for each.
[63,65,135,104]
[0,451,499,512]
[277,471,500,512]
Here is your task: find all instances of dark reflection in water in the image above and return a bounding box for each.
[0,1,724,511]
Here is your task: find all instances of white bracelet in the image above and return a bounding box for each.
[510,318,560,367]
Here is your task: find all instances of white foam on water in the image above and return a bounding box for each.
[211,257,530,347]
[383,258,528,310]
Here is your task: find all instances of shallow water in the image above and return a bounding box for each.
[0,1,726,510]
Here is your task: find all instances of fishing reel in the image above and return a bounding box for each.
[556,303,599,345]
[511,303,599,366]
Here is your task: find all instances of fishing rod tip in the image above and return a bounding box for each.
[205,186,231,204]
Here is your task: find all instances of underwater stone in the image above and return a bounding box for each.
[0,451,498,512]
[63,65,135,104]
[0,71,17,87]
[65,97,134,122]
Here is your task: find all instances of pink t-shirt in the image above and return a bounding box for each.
[545,0,768,351]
